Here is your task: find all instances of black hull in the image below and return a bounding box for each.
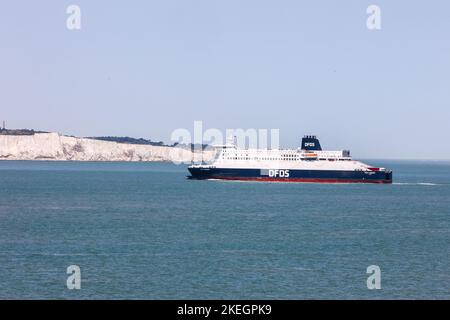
[188,167,392,184]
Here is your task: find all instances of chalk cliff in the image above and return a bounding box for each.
[0,132,204,162]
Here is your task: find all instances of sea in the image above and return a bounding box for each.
[0,160,449,299]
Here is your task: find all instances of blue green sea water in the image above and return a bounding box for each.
[0,160,449,299]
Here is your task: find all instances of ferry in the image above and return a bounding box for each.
[187,135,392,184]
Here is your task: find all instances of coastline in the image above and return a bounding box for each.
[0,132,206,162]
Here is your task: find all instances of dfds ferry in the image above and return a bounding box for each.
[188,135,392,184]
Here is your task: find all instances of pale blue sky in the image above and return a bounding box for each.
[1,1,449,159]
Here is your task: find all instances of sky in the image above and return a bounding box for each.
[0,1,449,159]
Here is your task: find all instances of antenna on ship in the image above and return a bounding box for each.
[2,120,5,130]
[225,134,234,146]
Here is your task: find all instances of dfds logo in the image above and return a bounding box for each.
[268,169,290,178]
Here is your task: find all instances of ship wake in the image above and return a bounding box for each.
[393,182,441,186]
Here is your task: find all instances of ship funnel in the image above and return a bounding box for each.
[301,135,322,151]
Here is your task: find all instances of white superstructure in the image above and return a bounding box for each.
[193,139,379,172]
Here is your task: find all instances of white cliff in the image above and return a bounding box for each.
[0,132,205,162]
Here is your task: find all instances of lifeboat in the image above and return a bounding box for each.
[305,152,318,157]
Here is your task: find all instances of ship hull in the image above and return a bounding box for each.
[188,167,392,184]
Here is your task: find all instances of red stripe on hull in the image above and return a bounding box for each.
[206,177,392,184]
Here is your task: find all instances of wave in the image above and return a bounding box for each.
[394,182,440,186]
